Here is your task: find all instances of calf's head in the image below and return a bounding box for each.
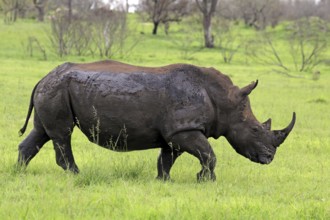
[225,81,296,164]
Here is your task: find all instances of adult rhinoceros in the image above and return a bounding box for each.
[18,60,295,181]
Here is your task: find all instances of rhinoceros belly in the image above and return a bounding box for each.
[63,69,211,150]
[67,71,168,151]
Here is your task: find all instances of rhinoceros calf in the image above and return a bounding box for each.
[18,60,295,181]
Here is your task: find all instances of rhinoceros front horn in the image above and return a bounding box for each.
[272,112,296,147]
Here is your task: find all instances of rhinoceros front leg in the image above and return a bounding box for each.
[52,136,79,174]
[170,131,216,181]
[157,146,182,181]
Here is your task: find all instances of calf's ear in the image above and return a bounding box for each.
[239,80,258,97]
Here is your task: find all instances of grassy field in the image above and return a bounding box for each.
[0,17,329,219]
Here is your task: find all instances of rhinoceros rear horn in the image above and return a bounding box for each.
[239,80,258,97]
[272,112,296,147]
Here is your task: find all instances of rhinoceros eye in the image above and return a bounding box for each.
[252,126,259,133]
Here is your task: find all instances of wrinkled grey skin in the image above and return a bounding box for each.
[18,60,296,181]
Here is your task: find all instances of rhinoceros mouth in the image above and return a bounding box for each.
[246,151,273,164]
[258,156,273,164]
[249,156,272,164]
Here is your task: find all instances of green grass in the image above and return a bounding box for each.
[0,17,329,219]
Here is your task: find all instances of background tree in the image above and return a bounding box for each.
[91,7,127,57]
[47,0,139,58]
[213,18,242,63]
[2,0,27,23]
[283,0,318,21]
[216,0,286,30]
[246,17,328,74]
[288,18,328,72]
[317,0,330,21]
[139,0,189,35]
[33,0,47,22]
[195,0,218,48]
[234,0,284,30]
[67,0,72,23]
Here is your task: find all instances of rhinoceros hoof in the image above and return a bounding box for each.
[197,171,216,182]
[156,174,171,181]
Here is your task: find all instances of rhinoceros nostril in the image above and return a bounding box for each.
[266,154,273,162]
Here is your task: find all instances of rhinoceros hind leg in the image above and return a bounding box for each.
[170,131,217,182]
[36,96,79,173]
[52,137,79,174]
[156,147,182,181]
[18,129,50,168]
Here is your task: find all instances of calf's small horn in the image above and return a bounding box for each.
[272,112,296,147]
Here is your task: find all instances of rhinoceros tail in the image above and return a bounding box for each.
[19,82,40,136]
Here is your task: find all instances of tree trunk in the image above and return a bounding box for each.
[33,0,46,22]
[13,0,19,22]
[196,0,218,48]
[68,0,72,23]
[152,22,159,35]
[203,14,214,48]
[126,0,129,13]
[36,6,45,22]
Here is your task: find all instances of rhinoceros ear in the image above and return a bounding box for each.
[262,118,272,130]
[239,80,258,97]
